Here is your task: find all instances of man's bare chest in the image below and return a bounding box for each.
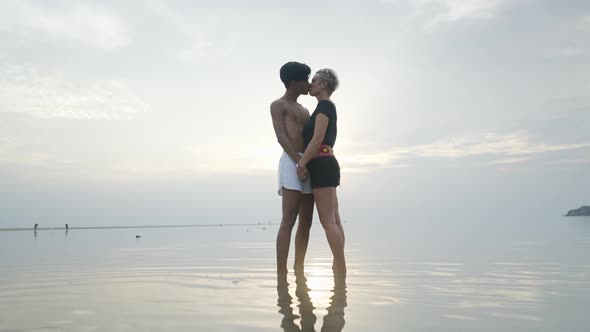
[285,107,308,125]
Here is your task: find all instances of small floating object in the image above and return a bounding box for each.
[232,280,239,284]
[136,235,141,238]
[261,227,267,230]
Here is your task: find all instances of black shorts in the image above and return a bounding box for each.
[307,156,340,189]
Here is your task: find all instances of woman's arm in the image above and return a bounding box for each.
[298,113,329,168]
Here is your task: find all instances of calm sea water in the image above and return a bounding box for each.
[1,216,589,331]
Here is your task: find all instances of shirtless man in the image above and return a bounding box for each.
[271,62,314,280]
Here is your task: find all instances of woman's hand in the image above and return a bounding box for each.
[296,162,309,182]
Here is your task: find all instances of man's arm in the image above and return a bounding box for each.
[270,101,301,162]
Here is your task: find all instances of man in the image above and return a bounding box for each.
[270,62,314,279]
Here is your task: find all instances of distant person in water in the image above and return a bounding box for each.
[34,224,38,231]
[270,61,315,280]
[297,69,346,278]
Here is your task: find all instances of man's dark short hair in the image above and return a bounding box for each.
[280,62,311,88]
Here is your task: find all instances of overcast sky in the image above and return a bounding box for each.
[0,0,588,228]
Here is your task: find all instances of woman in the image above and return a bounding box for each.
[297,68,346,277]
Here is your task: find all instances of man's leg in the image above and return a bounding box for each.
[294,194,314,275]
[276,188,302,276]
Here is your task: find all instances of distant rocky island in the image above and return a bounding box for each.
[565,206,590,216]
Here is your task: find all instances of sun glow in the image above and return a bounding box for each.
[304,262,336,310]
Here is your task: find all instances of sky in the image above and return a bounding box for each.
[0,0,589,228]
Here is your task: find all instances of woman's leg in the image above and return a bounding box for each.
[335,193,345,247]
[313,187,346,276]
[331,193,345,273]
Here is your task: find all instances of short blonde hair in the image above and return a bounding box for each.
[315,68,339,95]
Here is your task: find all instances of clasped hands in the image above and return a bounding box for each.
[296,161,309,182]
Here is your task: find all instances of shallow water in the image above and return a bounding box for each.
[1,216,589,331]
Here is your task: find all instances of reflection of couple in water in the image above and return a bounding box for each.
[271,62,346,284]
[277,276,347,332]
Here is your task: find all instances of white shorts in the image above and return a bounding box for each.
[278,152,312,196]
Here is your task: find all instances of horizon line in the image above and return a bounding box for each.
[0,222,275,232]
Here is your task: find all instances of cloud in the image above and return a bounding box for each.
[488,156,533,165]
[341,132,590,172]
[544,13,590,60]
[390,0,514,29]
[0,151,60,168]
[409,133,590,157]
[146,1,219,61]
[548,47,589,59]
[70,133,590,177]
[0,1,128,51]
[431,0,506,21]
[0,136,69,173]
[2,129,587,180]
[0,64,149,120]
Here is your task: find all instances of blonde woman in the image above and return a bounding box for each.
[297,69,346,277]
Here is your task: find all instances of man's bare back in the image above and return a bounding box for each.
[271,98,310,154]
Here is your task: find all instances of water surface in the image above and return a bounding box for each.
[1,216,589,331]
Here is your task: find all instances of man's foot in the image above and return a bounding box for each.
[294,273,308,286]
[277,270,289,287]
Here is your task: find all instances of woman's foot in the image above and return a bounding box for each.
[332,263,347,278]
[293,264,305,278]
[334,275,347,290]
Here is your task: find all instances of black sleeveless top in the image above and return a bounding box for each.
[303,100,337,149]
